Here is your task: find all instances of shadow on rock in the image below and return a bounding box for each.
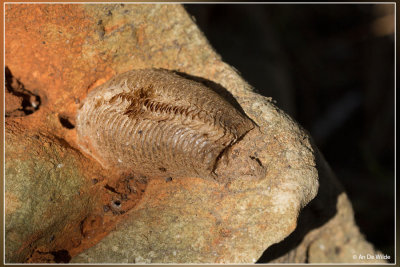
[257,139,344,263]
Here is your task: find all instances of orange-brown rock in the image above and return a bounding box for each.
[4,3,383,264]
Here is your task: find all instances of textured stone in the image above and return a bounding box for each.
[5,121,98,262]
[258,148,386,263]
[5,3,383,264]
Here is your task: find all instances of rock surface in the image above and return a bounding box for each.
[5,3,384,263]
[5,119,98,263]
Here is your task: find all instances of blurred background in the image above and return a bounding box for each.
[185,4,394,260]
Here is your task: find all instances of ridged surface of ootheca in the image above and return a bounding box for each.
[76,69,254,180]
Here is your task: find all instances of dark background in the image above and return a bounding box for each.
[185,4,394,259]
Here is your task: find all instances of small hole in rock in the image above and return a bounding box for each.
[113,200,121,207]
[50,249,71,263]
[104,184,118,194]
[5,67,41,117]
[59,115,75,129]
[249,156,263,167]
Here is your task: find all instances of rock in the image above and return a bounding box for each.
[5,3,383,264]
[5,67,40,117]
[5,120,98,263]
[70,94,319,263]
[258,148,386,263]
[4,90,23,116]
[5,115,149,263]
